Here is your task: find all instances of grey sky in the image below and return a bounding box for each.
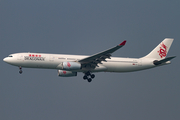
[0,1,179,120]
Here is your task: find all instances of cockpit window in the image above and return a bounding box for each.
[8,55,13,57]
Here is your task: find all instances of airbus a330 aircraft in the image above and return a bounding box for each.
[3,38,175,82]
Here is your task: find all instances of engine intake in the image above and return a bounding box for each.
[58,70,77,77]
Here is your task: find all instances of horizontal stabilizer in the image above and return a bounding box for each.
[153,56,176,65]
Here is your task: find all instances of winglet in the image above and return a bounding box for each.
[119,40,126,46]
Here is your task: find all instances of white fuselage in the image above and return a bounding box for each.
[3,52,158,73]
[3,38,174,82]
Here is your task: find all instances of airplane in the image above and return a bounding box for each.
[3,38,176,82]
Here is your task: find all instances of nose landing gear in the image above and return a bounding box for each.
[83,71,95,82]
[19,67,22,74]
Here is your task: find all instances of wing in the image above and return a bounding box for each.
[78,40,126,67]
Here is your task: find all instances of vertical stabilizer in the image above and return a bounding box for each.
[143,38,174,60]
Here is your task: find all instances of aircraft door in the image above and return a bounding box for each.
[138,59,142,66]
[17,54,23,60]
[49,55,55,62]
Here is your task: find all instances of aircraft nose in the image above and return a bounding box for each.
[3,57,10,63]
[3,57,12,64]
[3,57,7,62]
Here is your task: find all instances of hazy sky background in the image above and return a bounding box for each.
[1,1,180,120]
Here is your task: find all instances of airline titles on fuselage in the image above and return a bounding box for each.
[24,54,45,61]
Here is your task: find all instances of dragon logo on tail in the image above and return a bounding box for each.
[158,42,167,58]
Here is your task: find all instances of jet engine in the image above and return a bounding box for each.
[61,62,81,70]
[58,70,77,77]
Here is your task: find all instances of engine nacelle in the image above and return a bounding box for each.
[61,62,81,70]
[58,70,77,77]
